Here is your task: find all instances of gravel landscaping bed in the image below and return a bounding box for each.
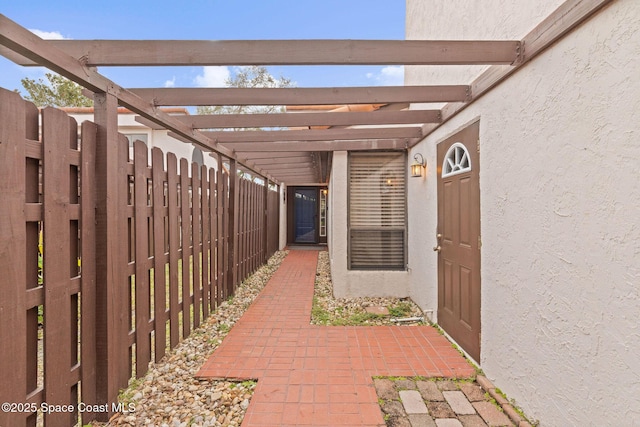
[311,250,425,326]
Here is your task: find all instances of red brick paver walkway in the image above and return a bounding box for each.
[197,250,475,426]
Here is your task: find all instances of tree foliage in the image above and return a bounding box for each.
[20,72,93,107]
[196,66,293,120]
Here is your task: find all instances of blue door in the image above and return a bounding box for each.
[294,188,317,243]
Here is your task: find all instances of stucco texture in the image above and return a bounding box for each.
[406,0,640,425]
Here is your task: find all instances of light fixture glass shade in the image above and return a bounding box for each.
[410,161,423,177]
[410,153,426,177]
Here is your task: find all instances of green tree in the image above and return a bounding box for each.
[197,66,293,183]
[196,66,293,120]
[20,72,93,107]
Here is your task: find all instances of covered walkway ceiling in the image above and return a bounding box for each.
[0,1,607,184]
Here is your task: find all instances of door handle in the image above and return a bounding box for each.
[433,233,442,252]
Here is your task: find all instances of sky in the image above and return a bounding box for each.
[0,0,406,96]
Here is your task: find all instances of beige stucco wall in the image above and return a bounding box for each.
[328,151,410,298]
[406,0,640,425]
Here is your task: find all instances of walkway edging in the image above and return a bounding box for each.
[476,375,533,427]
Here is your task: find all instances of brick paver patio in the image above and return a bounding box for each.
[197,250,475,426]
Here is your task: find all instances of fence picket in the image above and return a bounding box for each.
[80,121,98,420]
[222,166,230,300]
[216,165,225,305]
[167,154,180,349]
[0,89,31,427]
[24,99,42,427]
[152,147,168,362]
[133,140,152,378]
[208,168,217,311]
[201,165,211,319]
[191,162,202,328]
[239,178,246,281]
[42,107,76,426]
[179,159,191,339]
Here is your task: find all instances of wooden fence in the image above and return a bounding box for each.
[0,88,280,426]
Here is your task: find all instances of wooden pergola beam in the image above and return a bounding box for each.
[275,169,317,176]
[202,127,422,143]
[246,158,315,168]
[3,40,521,66]
[129,86,469,106]
[269,168,318,175]
[272,178,319,185]
[162,109,440,129]
[240,153,313,160]
[270,169,317,174]
[259,164,315,172]
[273,174,318,182]
[207,138,411,152]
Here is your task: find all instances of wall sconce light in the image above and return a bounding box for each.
[410,153,427,177]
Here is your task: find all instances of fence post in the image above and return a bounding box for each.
[93,91,127,418]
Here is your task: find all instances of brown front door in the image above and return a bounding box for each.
[436,121,481,362]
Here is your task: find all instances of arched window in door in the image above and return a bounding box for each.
[442,142,472,177]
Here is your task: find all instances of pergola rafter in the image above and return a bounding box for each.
[1,39,521,66]
[240,153,313,160]
[202,127,422,143]
[167,134,412,153]
[157,109,441,129]
[257,163,315,170]
[129,86,470,106]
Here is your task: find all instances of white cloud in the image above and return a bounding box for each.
[194,66,230,87]
[29,29,67,40]
[368,65,404,86]
[164,77,176,88]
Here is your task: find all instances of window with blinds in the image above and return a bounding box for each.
[348,152,407,270]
